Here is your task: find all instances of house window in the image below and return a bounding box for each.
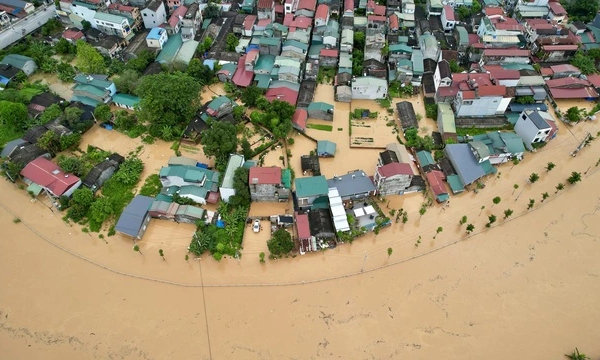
[143,13,147,16]
[522,114,527,120]
[463,100,473,105]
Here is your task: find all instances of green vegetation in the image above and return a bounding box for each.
[459,215,467,225]
[200,121,239,168]
[528,198,535,209]
[189,202,248,261]
[486,214,497,228]
[76,41,106,74]
[425,103,438,119]
[503,209,513,219]
[449,60,464,73]
[352,31,365,76]
[456,125,513,136]
[565,106,584,123]
[228,167,251,208]
[387,247,393,258]
[306,123,333,132]
[492,196,501,206]
[529,173,540,184]
[136,72,202,140]
[546,162,555,172]
[567,171,582,185]
[139,174,162,197]
[570,51,596,75]
[565,348,590,360]
[404,128,434,151]
[259,252,266,263]
[250,99,295,139]
[562,0,599,23]
[555,183,564,193]
[541,192,549,202]
[226,33,239,52]
[267,229,294,257]
[433,226,443,239]
[466,224,475,234]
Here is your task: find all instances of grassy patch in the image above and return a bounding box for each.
[456,125,513,136]
[306,123,333,132]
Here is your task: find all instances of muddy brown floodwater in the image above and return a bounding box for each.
[1,86,600,359]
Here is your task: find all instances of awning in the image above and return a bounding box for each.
[363,205,376,215]
[354,208,366,216]
[27,183,43,197]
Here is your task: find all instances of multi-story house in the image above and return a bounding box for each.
[249,167,290,202]
[141,0,167,30]
[107,3,142,31]
[181,2,202,41]
[94,12,133,39]
[257,0,274,20]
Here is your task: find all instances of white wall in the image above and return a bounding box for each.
[142,2,167,29]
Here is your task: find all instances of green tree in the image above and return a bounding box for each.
[563,0,599,22]
[565,348,590,360]
[516,95,535,105]
[228,167,251,208]
[503,209,513,219]
[37,130,60,154]
[486,214,497,228]
[186,58,215,84]
[529,173,540,184]
[203,2,220,18]
[94,104,113,123]
[354,31,365,50]
[226,33,239,51]
[512,183,519,194]
[240,138,253,159]
[159,249,165,260]
[60,133,81,151]
[55,38,76,55]
[200,121,238,163]
[140,174,162,197]
[76,40,106,74]
[267,228,294,256]
[434,226,443,239]
[459,215,467,225]
[38,104,63,125]
[57,155,83,175]
[528,198,535,209]
[71,187,95,208]
[133,244,142,255]
[259,252,265,263]
[419,207,426,217]
[198,36,214,53]
[136,72,201,139]
[555,183,564,193]
[81,20,92,31]
[113,157,144,185]
[57,62,76,82]
[541,192,549,202]
[565,107,582,123]
[571,51,596,75]
[456,6,471,20]
[241,85,263,107]
[449,60,464,72]
[387,247,393,258]
[113,69,141,95]
[492,196,501,206]
[567,171,582,184]
[466,223,475,234]
[546,162,555,172]
[0,100,29,130]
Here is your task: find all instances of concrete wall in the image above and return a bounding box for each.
[374,172,411,196]
[0,5,56,49]
[250,183,279,202]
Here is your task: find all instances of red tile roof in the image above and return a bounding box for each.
[168,6,187,27]
[344,0,353,12]
[436,85,460,98]
[586,74,600,88]
[368,15,386,22]
[320,48,338,57]
[297,0,316,11]
[546,77,590,88]
[257,0,273,9]
[550,64,580,73]
[540,67,554,76]
[461,90,476,99]
[232,54,254,87]
[443,5,454,21]
[548,1,566,15]
[275,4,283,13]
[483,48,529,57]
[62,29,84,41]
[477,85,506,97]
[549,87,599,99]
[379,162,413,177]
[292,108,308,129]
[374,4,385,16]
[315,4,329,20]
[295,212,311,239]
[283,13,293,26]
[389,14,399,30]
[426,170,447,197]
[484,6,504,16]
[243,14,256,30]
[20,158,80,197]
[256,18,271,27]
[488,69,520,80]
[468,33,480,45]
[249,167,281,184]
[108,3,135,12]
[542,44,579,51]
[291,16,312,29]
[265,87,299,106]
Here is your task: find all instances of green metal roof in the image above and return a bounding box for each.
[155,194,173,203]
[208,95,233,111]
[283,39,308,51]
[311,196,330,209]
[308,101,333,112]
[281,168,291,189]
[295,175,328,198]
[260,37,281,46]
[27,182,43,197]
[1,54,34,69]
[255,74,271,89]
[74,83,107,97]
[175,205,205,218]
[112,93,140,107]
[436,193,450,202]
[389,44,412,53]
[70,95,101,107]
[411,51,424,74]
[317,140,336,155]
[74,74,113,90]
[254,54,275,73]
[94,11,131,26]
[446,174,465,194]
[72,0,97,9]
[221,154,245,189]
[455,26,469,45]
[416,151,435,166]
[243,160,257,169]
[438,103,456,134]
[159,165,219,185]
[156,34,183,63]
[480,160,496,175]
[179,184,208,199]
[202,19,212,29]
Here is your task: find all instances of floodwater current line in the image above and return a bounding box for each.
[0,166,598,289]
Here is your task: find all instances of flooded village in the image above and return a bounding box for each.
[1,0,600,358]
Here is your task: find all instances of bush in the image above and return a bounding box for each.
[139,174,162,197]
[267,229,294,256]
[425,104,438,119]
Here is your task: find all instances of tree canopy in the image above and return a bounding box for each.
[135,72,201,139]
[226,33,239,52]
[186,58,215,84]
[76,40,106,74]
[570,51,596,75]
[203,3,220,18]
[0,100,29,130]
[267,229,294,256]
[200,121,239,163]
[562,0,599,23]
[113,69,140,95]
[240,86,263,107]
[228,167,251,208]
[253,99,295,139]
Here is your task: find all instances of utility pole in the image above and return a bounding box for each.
[361,253,368,273]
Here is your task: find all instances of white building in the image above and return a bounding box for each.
[141,0,167,29]
[146,27,167,49]
[94,12,133,39]
[453,85,512,117]
[219,154,245,203]
[441,5,456,32]
[351,76,388,100]
[514,110,553,150]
